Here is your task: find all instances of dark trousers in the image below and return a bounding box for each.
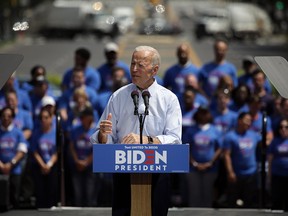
[71,169,100,207]
[226,173,258,208]
[32,165,58,208]
[112,173,171,216]
[271,175,288,211]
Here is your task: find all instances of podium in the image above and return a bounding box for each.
[93,144,189,216]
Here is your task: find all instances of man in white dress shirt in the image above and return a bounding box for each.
[90,46,182,216]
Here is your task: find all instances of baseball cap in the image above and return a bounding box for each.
[105,42,119,53]
[41,95,56,107]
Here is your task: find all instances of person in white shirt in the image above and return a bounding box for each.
[90,46,182,216]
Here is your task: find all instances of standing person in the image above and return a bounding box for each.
[58,67,99,122]
[69,107,99,207]
[163,43,199,95]
[29,76,55,121]
[182,107,222,207]
[20,65,54,96]
[238,56,272,94]
[30,107,58,208]
[0,107,28,208]
[267,118,288,212]
[198,38,238,98]
[97,42,130,93]
[223,112,261,208]
[90,46,182,216]
[61,47,101,92]
[0,74,32,113]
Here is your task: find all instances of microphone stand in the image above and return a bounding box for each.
[131,91,152,216]
[136,113,148,144]
[133,103,148,145]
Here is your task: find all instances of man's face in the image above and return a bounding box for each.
[238,114,252,131]
[1,109,13,128]
[6,93,18,109]
[253,73,265,89]
[130,51,158,89]
[214,41,227,61]
[72,71,85,87]
[177,46,189,65]
[106,51,118,65]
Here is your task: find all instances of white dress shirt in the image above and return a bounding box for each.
[90,80,182,144]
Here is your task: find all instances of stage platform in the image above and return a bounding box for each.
[0,207,286,216]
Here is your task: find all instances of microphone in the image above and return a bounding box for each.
[131,90,139,115]
[142,91,150,115]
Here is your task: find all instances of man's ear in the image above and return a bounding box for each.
[152,65,159,76]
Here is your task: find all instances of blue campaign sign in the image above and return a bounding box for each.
[93,144,190,173]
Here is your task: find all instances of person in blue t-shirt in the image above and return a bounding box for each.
[30,107,58,208]
[223,112,261,208]
[211,89,238,139]
[267,118,288,212]
[251,69,275,116]
[58,67,99,122]
[29,76,56,121]
[0,107,28,208]
[198,39,238,98]
[68,107,99,207]
[0,74,32,113]
[97,66,129,116]
[21,65,54,96]
[247,94,273,146]
[179,87,199,135]
[182,107,222,207]
[61,47,101,92]
[229,84,251,113]
[97,42,131,93]
[163,43,199,95]
[5,90,33,141]
[64,88,99,134]
[238,56,272,94]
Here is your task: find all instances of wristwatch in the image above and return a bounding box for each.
[147,136,154,144]
[10,158,17,166]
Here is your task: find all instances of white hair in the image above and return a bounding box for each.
[134,46,161,67]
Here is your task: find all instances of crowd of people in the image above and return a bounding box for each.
[0,39,287,212]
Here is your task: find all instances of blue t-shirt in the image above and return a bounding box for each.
[69,124,97,169]
[64,110,99,133]
[182,124,222,172]
[212,109,238,138]
[250,112,272,134]
[199,61,237,98]
[163,63,199,95]
[62,66,101,92]
[0,88,32,113]
[238,74,272,94]
[30,127,57,164]
[223,130,261,176]
[57,86,99,110]
[13,109,34,131]
[268,137,288,176]
[97,61,130,93]
[0,126,27,174]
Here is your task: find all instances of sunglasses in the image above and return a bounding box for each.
[280,125,288,129]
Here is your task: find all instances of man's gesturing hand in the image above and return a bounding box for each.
[98,113,112,143]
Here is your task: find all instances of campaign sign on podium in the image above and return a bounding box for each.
[93,144,189,173]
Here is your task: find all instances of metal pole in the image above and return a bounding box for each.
[56,112,65,206]
[260,111,267,208]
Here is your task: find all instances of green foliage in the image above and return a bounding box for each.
[46,73,61,87]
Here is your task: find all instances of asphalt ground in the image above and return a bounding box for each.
[0,207,286,216]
